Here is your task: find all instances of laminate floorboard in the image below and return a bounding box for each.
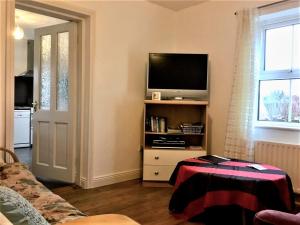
[51,179,300,225]
[14,147,32,170]
[51,179,197,225]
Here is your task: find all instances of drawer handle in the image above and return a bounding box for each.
[154,156,159,160]
[154,171,159,176]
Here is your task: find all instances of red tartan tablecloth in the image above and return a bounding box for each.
[169,158,294,221]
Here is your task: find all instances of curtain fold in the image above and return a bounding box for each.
[224,8,261,161]
[0,0,15,162]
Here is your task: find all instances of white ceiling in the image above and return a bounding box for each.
[148,0,207,11]
[15,9,67,29]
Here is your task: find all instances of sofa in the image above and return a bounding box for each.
[0,148,140,225]
[254,209,300,225]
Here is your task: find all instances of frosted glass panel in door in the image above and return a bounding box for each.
[57,32,69,111]
[40,35,51,110]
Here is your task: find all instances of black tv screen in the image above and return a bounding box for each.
[14,76,33,107]
[148,53,208,90]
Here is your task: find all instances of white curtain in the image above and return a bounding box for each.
[0,1,15,161]
[224,8,261,161]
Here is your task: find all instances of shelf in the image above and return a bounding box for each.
[144,146,205,151]
[144,99,208,106]
[143,97,208,182]
[145,131,205,136]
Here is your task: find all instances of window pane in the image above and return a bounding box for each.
[57,32,69,111]
[291,79,300,122]
[293,24,300,70]
[265,26,293,71]
[259,80,290,121]
[40,35,51,111]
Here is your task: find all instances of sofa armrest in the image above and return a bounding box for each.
[0,212,13,225]
[254,210,300,225]
[60,214,140,225]
[0,148,19,163]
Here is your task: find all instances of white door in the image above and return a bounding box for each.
[32,22,77,182]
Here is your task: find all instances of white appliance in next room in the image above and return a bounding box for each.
[14,109,31,148]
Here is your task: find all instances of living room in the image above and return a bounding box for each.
[0,0,300,225]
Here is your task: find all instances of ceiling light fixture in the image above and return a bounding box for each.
[14,15,24,40]
[13,25,24,40]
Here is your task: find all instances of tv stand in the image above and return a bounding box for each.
[143,99,208,181]
[160,96,206,101]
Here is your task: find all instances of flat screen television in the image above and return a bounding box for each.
[147,53,208,100]
[14,76,33,107]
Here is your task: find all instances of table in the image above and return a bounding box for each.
[169,157,294,223]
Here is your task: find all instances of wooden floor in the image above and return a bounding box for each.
[52,179,300,225]
[51,179,196,225]
[14,147,32,170]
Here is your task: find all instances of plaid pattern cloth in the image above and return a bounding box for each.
[169,158,294,221]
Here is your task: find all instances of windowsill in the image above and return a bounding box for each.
[255,121,300,131]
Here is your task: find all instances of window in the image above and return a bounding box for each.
[258,14,300,125]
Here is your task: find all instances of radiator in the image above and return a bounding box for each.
[254,141,300,194]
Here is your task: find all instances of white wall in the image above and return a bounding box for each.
[66,0,299,188]
[14,31,33,77]
[14,39,27,76]
[175,1,300,155]
[72,1,176,187]
[255,127,300,145]
[23,28,34,40]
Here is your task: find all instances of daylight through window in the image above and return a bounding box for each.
[258,17,300,124]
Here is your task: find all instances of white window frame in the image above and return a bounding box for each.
[256,13,300,130]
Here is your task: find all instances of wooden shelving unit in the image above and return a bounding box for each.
[145,131,205,136]
[143,99,208,181]
[144,99,208,105]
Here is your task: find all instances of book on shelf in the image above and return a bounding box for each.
[146,116,167,133]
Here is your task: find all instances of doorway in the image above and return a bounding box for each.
[13,7,79,185]
[3,0,94,188]
[13,9,69,173]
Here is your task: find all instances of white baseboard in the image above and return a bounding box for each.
[90,169,142,188]
[79,177,88,189]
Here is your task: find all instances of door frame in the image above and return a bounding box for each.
[6,0,95,188]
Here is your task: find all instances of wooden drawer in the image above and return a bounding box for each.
[143,165,175,181]
[144,149,205,166]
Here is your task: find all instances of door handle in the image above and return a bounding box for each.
[32,101,38,112]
